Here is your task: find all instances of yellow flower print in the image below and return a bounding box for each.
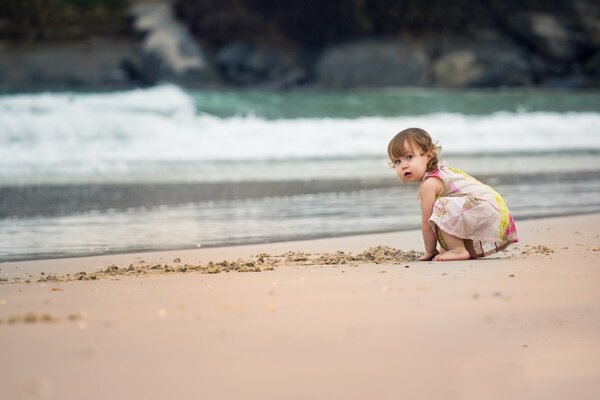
[448,166,481,184]
[434,198,449,217]
[463,196,479,210]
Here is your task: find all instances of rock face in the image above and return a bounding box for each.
[0,0,598,90]
[316,41,430,88]
[500,12,590,63]
[0,1,217,91]
[215,42,307,88]
[0,40,139,91]
[574,1,600,47]
[129,2,214,85]
[432,51,483,87]
[172,0,600,88]
[431,36,532,87]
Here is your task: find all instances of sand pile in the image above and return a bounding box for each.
[3,246,420,284]
[0,312,82,326]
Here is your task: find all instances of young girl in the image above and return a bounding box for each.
[388,127,519,261]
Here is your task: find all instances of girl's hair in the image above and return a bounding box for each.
[387,127,441,172]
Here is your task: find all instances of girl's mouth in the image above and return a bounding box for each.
[404,172,412,177]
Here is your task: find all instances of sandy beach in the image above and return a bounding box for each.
[1,213,599,400]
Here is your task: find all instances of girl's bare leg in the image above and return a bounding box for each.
[434,231,470,261]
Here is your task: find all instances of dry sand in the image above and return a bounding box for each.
[1,213,599,400]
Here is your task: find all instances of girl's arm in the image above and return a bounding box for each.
[418,177,444,261]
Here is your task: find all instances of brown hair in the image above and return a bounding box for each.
[387,127,440,172]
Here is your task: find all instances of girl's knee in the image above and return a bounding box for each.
[438,230,466,249]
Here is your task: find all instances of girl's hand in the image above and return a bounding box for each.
[418,250,439,261]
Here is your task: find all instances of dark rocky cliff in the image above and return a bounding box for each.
[1,0,598,91]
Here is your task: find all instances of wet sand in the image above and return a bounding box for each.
[1,213,599,400]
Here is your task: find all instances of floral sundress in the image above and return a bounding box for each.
[419,162,519,257]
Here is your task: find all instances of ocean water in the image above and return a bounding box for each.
[1,85,599,261]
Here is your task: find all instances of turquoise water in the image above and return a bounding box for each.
[1,86,599,261]
[191,88,600,118]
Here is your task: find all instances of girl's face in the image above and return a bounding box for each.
[391,142,432,183]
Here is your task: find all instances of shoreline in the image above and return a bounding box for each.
[1,210,599,264]
[1,213,599,399]
[1,211,598,273]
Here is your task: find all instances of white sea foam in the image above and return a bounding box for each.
[0,84,196,116]
[1,85,599,183]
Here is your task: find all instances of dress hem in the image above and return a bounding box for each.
[429,220,519,257]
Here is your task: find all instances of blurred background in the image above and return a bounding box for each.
[1,0,599,261]
[1,0,599,90]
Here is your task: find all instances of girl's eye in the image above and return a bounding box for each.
[394,160,402,166]
[406,155,413,160]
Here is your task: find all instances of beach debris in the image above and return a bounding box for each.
[0,311,85,327]
[285,252,311,263]
[356,246,419,264]
[284,246,419,267]
[37,273,62,283]
[0,246,420,284]
[4,312,57,325]
[521,245,554,256]
[51,288,64,292]
[68,313,83,321]
[317,251,350,265]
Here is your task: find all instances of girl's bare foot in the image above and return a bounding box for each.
[433,248,470,261]
[418,250,439,261]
